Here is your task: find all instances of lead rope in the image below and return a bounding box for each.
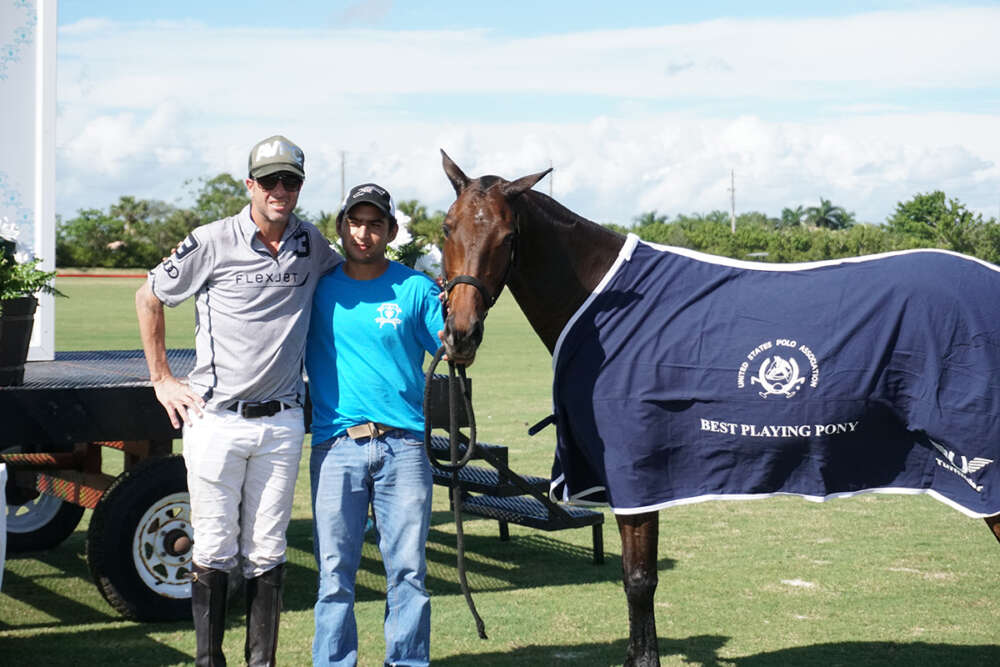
[424,346,488,639]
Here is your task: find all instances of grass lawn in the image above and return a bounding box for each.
[2,276,999,665]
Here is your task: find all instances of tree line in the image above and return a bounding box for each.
[54,174,444,269]
[55,173,1000,269]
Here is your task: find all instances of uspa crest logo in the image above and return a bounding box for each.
[701,338,855,440]
[375,303,403,329]
[737,338,820,399]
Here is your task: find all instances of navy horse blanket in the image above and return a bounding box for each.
[550,234,1000,517]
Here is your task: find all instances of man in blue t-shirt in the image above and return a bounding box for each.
[305,182,444,667]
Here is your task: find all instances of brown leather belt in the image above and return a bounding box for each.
[345,422,398,440]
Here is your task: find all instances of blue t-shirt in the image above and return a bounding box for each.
[306,261,445,443]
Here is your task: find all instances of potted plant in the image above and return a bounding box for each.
[1,217,61,386]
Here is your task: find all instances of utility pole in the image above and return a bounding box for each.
[729,169,736,233]
[340,151,346,203]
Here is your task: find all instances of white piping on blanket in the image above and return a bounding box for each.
[551,233,640,369]
[552,234,1000,368]
[550,476,999,519]
[610,486,998,519]
[547,235,640,508]
[643,238,1000,273]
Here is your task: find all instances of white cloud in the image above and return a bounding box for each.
[54,8,1000,225]
[58,8,1000,105]
[333,0,394,27]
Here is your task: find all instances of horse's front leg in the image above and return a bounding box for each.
[617,511,660,667]
[985,514,1000,543]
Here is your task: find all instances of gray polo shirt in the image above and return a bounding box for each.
[149,205,342,409]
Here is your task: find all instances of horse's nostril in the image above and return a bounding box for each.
[472,320,484,346]
[440,316,484,363]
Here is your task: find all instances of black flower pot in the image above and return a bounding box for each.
[0,295,38,386]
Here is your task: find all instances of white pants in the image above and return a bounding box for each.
[182,406,304,578]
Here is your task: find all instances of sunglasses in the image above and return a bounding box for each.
[255,172,303,192]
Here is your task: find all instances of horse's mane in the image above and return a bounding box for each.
[519,188,625,240]
[468,173,626,245]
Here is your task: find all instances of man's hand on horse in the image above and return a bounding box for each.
[434,276,466,364]
[436,329,468,365]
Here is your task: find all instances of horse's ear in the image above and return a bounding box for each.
[501,168,553,200]
[441,149,470,196]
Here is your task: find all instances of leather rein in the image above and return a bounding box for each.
[420,220,518,641]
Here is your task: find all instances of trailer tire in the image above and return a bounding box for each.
[5,490,85,553]
[87,455,195,622]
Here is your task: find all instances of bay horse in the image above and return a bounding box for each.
[436,150,1000,667]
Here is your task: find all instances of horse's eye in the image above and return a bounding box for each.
[442,225,450,239]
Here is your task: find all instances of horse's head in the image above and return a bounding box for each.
[439,150,551,365]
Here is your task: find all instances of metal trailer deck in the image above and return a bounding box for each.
[1,350,192,620]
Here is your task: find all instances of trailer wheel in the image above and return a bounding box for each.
[87,455,195,621]
[5,490,86,553]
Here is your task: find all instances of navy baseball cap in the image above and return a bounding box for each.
[248,135,305,179]
[338,183,396,224]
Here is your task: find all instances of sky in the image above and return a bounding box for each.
[52,1,1000,227]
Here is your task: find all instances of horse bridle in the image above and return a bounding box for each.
[443,219,519,312]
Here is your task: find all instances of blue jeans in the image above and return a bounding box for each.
[310,430,432,667]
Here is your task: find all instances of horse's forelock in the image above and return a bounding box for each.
[456,176,516,221]
[468,175,505,193]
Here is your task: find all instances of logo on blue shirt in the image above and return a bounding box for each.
[376,303,403,328]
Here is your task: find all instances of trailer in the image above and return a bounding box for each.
[2,349,604,623]
[1,349,193,621]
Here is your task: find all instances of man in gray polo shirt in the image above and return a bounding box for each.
[136,135,341,666]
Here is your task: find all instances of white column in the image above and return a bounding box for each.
[0,0,57,360]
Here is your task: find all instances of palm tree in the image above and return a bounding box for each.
[397,199,446,247]
[804,198,851,229]
[110,196,152,235]
[632,210,668,229]
[778,205,805,229]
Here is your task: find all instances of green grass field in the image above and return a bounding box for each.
[2,276,999,666]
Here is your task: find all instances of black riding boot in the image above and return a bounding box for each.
[245,563,284,667]
[191,563,229,667]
